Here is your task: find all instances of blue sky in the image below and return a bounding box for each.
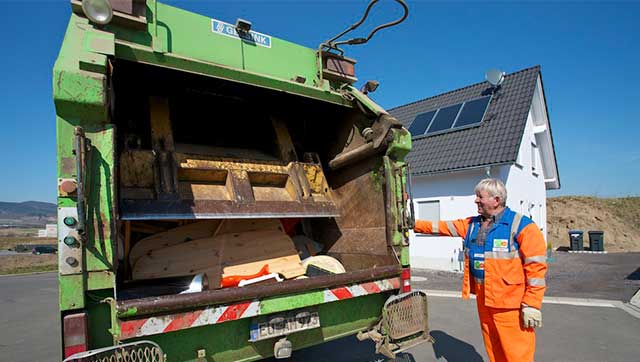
[0,0,638,203]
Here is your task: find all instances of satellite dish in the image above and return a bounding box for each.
[485,69,505,87]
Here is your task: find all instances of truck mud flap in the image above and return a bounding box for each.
[357,290,433,359]
[63,341,164,362]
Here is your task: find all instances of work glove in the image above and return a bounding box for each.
[521,305,542,328]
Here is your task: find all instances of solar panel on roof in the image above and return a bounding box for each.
[426,103,462,134]
[454,96,491,128]
[408,110,436,136]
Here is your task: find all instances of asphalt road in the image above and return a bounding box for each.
[0,273,61,361]
[2,273,640,362]
[412,251,640,302]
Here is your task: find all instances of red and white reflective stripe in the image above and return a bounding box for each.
[120,300,260,340]
[323,278,400,302]
[118,277,400,340]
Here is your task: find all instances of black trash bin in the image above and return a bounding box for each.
[568,230,584,251]
[588,231,604,251]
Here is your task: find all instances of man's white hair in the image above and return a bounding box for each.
[475,178,507,206]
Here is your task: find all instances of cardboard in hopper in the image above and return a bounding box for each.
[129,220,222,268]
[131,219,305,286]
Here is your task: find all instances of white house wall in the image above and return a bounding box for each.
[409,108,549,271]
[531,75,560,189]
[507,106,548,239]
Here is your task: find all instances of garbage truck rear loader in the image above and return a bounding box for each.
[55,1,430,361]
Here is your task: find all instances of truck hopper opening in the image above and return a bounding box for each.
[111,60,401,308]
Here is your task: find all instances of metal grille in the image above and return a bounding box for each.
[64,341,164,362]
[382,290,428,340]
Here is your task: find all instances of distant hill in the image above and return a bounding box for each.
[547,196,640,252]
[0,201,56,226]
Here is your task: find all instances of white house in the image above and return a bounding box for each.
[38,224,58,238]
[389,66,560,271]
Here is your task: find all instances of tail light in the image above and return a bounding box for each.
[63,312,88,358]
[400,268,411,293]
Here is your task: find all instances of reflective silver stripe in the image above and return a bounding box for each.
[485,251,520,259]
[432,221,439,235]
[527,278,546,287]
[524,255,547,264]
[511,212,523,243]
[446,221,459,237]
[473,277,484,285]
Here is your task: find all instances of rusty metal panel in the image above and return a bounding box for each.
[332,170,386,228]
[328,227,389,256]
[271,117,297,163]
[227,169,254,203]
[149,97,174,151]
[120,150,154,188]
[119,148,339,218]
[119,199,339,220]
[177,168,227,183]
[177,183,230,201]
[252,186,293,202]
[121,188,155,200]
[312,164,389,256]
[117,265,401,317]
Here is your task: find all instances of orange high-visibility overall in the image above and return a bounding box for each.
[415,207,547,362]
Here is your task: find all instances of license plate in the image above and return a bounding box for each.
[249,309,320,342]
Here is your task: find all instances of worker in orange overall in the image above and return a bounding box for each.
[414,178,547,362]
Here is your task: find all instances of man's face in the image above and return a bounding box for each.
[475,190,501,217]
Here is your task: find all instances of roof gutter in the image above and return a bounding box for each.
[411,161,515,178]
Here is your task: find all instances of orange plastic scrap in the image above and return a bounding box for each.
[220,264,270,288]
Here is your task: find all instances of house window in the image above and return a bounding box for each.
[417,200,440,222]
[408,95,492,139]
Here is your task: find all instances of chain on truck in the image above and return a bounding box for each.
[55,1,432,361]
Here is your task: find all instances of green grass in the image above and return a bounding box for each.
[0,237,56,250]
[0,228,40,237]
[0,264,57,275]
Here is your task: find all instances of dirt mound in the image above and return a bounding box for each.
[547,196,640,252]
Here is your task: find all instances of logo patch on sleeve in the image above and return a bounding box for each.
[474,260,485,270]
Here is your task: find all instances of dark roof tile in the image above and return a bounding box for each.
[390,66,540,175]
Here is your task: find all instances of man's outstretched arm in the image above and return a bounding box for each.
[414,218,473,238]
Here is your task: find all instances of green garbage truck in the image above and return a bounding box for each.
[55,1,430,361]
